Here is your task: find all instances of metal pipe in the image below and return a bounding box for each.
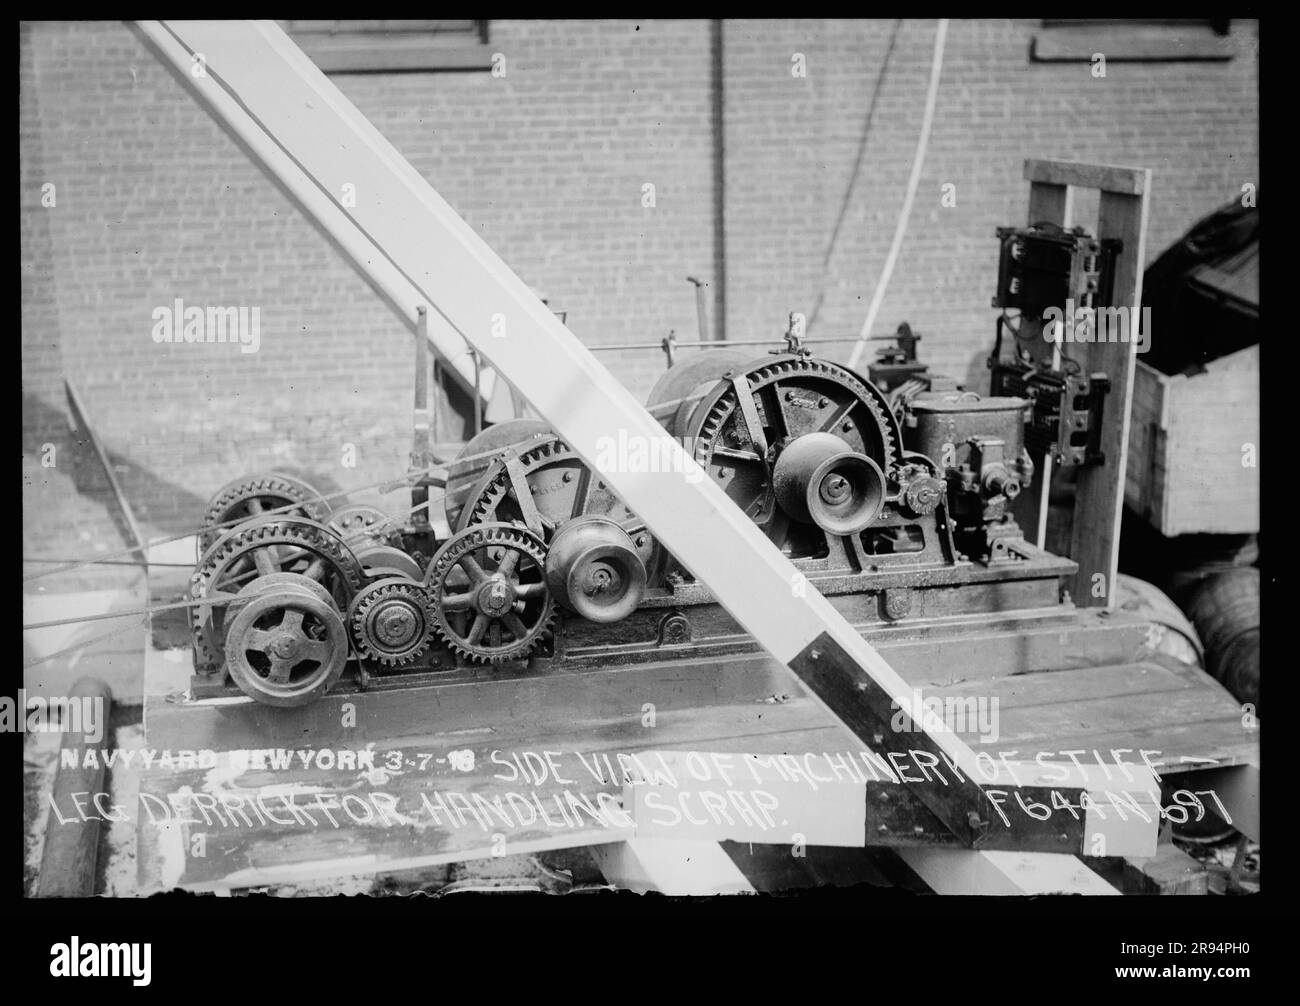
[590,335,898,353]
[687,277,710,342]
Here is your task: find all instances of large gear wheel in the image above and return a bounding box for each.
[444,419,553,530]
[457,435,660,581]
[682,354,901,554]
[190,516,365,674]
[224,573,350,707]
[199,471,331,553]
[645,347,760,437]
[426,522,554,665]
[348,577,437,667]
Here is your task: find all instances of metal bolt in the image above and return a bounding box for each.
[563,471,574,482]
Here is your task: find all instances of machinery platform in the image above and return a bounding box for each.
[136,604,1257,893]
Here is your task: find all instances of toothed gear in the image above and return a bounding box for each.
[458,435,660,581]
[426,522,554,665]
[673,354,901,560]
[199,472,331,554]
[348,577,436,667]
[190,516,365,674]
[688,355,901,476]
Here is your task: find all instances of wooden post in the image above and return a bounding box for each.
[36,678,113,897]
[1018,160,1151,609]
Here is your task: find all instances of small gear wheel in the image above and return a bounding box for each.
[348,577,436,667]
[426,522,554,664]
[199,471,331,554]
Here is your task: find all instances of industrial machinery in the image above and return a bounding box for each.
[189,324,1081,707]
[988,222,1119,468]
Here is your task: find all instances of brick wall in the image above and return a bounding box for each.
[20,19,1259,539]
[721,18,1260,383]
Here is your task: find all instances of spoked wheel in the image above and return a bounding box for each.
[426,523,554,664]
[444,419,553,530]
[190,516,365,673]
[200,471,331,554]
[223,573,349,706]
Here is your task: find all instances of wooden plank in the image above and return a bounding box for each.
[1160,346,1260,535]
[1027,180,1072,228]
[590,839,755,895]
[135,649,1251,890]
[623,749,866,847]
[1125,360,1168,527]
[64,380,147,570]
[899,848,1119,895]
[1123,841,1208,895]
[1069,177,1151,608]
[1024,159,1149,196]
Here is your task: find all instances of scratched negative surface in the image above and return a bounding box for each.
[135,646,1257,891]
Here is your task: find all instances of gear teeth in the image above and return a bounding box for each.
[190,518,363,672]
[427,524,555,665]
[348,578,435,668]
[199,474,329,552]
[691,355,901,475]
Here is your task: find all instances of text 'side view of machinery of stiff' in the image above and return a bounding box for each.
[21,19,1260,906]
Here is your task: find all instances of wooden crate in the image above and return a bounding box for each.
[1125,344,1259,536]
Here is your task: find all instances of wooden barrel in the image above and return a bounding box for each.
[1184,567,1260,712]
[1115,573,1203,667]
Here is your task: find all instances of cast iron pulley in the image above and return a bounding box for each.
[426,522,555,664]
[544,516,648,623]
[223,572,350,707]
[683,355,902,551]
[457,434,660,581]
